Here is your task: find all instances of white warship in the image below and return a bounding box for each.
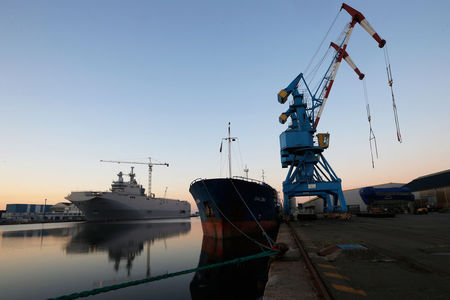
[66,167,191,221]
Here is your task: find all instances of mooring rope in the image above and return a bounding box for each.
[228,179,276,247]
[47,250,279,300]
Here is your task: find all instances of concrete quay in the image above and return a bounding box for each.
[263,223,321,300]
[265,213,450,300]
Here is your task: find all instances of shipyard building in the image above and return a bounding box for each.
[301,169,450,214]
[1,202,84,222]
[404,169,450,210]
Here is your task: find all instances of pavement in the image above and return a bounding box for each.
[290,213,450,299]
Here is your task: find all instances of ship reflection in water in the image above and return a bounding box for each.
[190,232,277,300]
[0,219,275,299]
[0,220,197,300]
[65,221,191,275]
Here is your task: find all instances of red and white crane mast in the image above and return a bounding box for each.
[313,3,386,129]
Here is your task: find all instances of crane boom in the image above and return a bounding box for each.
[313,23,356,129]
[311,3,386,129]
[330,42,365,80]
[100,157,169,198]
[341,3,386,48]
[100,159,169,166]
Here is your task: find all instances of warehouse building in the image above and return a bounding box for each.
[4,203,51,217]
[2,202,84,222]
[301,169,450,214]
[404,169,450,209]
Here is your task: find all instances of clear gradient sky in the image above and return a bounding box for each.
[1,0,450,210]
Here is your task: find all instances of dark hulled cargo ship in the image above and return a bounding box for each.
[189,123,280,239]
[190,177,280,239]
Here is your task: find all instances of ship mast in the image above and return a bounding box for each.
[222,122,237,178]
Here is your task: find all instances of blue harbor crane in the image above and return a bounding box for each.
[277,3,389,216]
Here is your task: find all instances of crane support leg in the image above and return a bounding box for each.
[281,153,347,215]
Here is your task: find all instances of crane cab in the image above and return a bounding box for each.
[317,133,330,148]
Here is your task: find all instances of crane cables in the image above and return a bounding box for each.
[384,46,402,143]
[308,22,349,99]
[308,47,333,94]
[363,79,378,168]
[304,9,341,79]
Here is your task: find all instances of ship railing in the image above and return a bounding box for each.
[190,178,205,186]
[83,191,103,196]
[190,177,270,187]
[65,191,104,198]
[232,176,270,186]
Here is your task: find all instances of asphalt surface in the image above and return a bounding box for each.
[291,213,450,300]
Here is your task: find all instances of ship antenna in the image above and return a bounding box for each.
[129,166,136,182]
[244,165,249,179]
[228,122,231,178]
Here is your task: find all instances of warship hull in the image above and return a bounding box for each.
[66,192,190,222]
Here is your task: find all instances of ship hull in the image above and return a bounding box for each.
[66,192,190,222]
[189,178,280,239]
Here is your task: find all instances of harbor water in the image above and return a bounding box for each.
[0,218,271,299]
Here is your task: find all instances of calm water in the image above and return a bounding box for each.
[0,218,271,299]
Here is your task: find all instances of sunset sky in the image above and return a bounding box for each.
[1,0,449,210]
